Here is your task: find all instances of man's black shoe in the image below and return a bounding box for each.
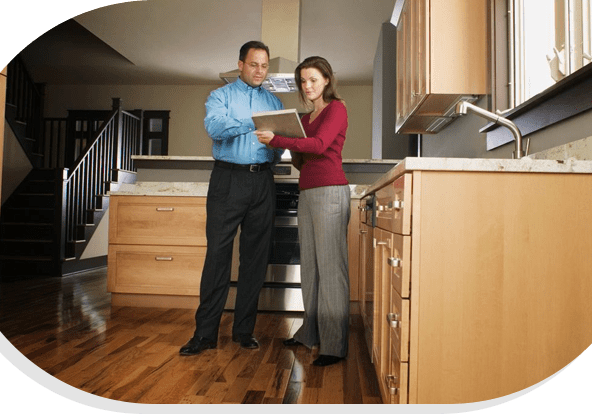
[232,334,259,349]
[179,336,216,356]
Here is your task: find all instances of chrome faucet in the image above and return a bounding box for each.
[455,101,525,159]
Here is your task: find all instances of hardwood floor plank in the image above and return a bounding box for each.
[242,390,266,404]
[0,269,382,405]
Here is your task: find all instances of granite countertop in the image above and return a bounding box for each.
[131,155,400,165]
[363,156,592,196]
[116,156,592,199]
[110,182,369,199]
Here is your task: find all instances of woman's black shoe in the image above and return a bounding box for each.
[283,338,302,346]
[312,355,343,366]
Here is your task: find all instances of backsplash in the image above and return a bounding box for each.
[528,136,592,160]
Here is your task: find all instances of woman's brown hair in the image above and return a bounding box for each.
[295,56,342,106]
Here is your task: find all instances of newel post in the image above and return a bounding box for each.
[112,98,123,171]
[54,167,69,276]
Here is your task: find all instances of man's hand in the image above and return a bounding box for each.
[254,130,275,146]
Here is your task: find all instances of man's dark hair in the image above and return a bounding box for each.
[239,41,270,62]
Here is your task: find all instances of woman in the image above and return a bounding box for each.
[255,56,350,367]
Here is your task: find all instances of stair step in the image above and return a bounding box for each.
[0,257,55,279]
[14,193,56,208]
[0,239,54,256]
[0,223,53,239]
[0,255,52,261]
[2,207,54,223]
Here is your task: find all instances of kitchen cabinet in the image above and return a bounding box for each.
[360,159,592,403]
[394,0,488,134]
[107,195,207,308]
[358,195,375,355]
[108,192,363,308]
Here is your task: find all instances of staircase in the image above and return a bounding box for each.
[0,169,135,280]
[1,55,142,281]
[0,169,56,277]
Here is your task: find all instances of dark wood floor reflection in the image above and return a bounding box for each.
[0,269,382,404]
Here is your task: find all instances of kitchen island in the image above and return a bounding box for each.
[357,156,592,404]
[107,156,397,309]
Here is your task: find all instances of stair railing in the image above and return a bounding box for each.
[5,56,44,166]
[56,98,142,261]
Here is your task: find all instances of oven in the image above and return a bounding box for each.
[225,162,304,311]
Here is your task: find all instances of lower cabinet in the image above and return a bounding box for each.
[108,195,207,308]
[361,169,592,404]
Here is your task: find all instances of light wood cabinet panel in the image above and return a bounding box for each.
[107,244,205,296]
[348,199,361,301]
[390,285,410,363]
[394,0,488,134]
[410,171,592,403]
[358,220,374,353]
[109,196,207,246]
[375,174,412,235]
[388,345,409,404]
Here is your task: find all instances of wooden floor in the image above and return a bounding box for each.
[0,268,382,404]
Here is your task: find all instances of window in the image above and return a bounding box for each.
[511,0,592,106]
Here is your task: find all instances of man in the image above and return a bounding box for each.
[180,41,284,356]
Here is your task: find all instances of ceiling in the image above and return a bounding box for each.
[17,0,396,87]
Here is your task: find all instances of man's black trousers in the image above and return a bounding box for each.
[192,164,275,342]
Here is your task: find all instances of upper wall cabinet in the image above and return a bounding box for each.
[394,0,489,134]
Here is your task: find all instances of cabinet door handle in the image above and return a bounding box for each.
[155,257,173,261]
[376,241,388,246]
[388,257,402,268]
[390,200,403,210]
[156,207,174,212]
[385,375,399,395]
[360,230,368,234]
[387,313,400,329]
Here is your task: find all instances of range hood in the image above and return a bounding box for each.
[219,0,300,93]
[219,56,298,93]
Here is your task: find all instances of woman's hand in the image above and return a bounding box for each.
[254,130,275,146]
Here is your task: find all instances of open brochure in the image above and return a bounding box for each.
[252,108,306,138]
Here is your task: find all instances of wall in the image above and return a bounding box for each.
[420,96,592,160]
[372,22,416,160]
[44,83,374,160]
[1,125,32,205]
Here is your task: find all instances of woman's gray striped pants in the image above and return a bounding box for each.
[293,185,351,358]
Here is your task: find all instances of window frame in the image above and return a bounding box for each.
[485,0,592,150]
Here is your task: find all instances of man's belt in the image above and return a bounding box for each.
[214,160,271,173]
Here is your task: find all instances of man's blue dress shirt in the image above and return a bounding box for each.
[204,77,284,165]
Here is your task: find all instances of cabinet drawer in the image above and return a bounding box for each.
[109,196,207,245]
[389,233,411,298]
[389,286,410,362]
[359,195,375,225]
[385,342,409,404]
[359,197,368,224]
[375,174,412,235]
[107,244,205,296]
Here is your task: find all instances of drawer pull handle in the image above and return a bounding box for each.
[156,207,174,212]
[389,200,403,210]
[385,375,399,395]
[387,313,400,329]
[378,201,403,212]
[155,257,173,261]
[360,230,368,234]
[388,257,402,268]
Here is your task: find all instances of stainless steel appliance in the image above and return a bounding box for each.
[225,162,304,311]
